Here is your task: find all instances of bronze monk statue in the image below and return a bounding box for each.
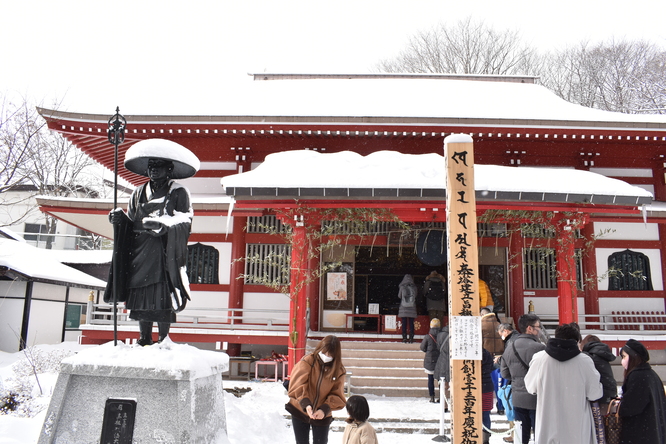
[105,139,199,346]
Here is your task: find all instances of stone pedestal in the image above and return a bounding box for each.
[38,340,229,444]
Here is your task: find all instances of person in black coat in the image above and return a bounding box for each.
[580,334,617,413]
[481,348,495,444]
[618,339,666,444]
[420,318,441,403]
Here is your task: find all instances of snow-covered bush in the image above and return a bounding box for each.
[0,347,74,417]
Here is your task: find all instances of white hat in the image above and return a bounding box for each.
[124,139,200,179]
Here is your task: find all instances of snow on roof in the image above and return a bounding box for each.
[73,75,666,126]
[202,76,666,125]
[221,150,653,201]
[46,249,112,265]
[0,238,106,288]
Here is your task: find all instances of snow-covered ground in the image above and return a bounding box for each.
[0,342,513,444]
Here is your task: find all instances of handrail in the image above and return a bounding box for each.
[85,301,289,330]
[537,312,666,332]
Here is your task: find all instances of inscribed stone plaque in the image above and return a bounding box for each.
[100,398,136,444]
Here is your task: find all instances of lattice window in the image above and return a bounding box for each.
[246,215,287,233]
[608,249,653,291]
[321,221,406,235]
[523,248,583,290]
[244,243,291,285]
[186,243,219,284]
[478,223,507,238]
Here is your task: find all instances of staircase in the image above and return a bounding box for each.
[307,339,430,398]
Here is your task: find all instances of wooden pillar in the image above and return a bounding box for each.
[508,223,525,323]
[444,134,482,444]
[227,215,247,357]
[581,222,600,328]
[288,219,309,371]
[555,218,577,324]
[306,250,321,332]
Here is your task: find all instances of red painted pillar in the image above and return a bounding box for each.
[288,220,309,371]
[581,222,600,328]
[556,221,577,324]
[306,250,321,332]
[227,215,247,357]
[508,224,525,324]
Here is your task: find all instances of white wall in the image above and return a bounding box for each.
[243,292,290,324]
[27,300,65,347]
[598,297,665,314]
[0,298,25,352]
[593,222,660,241]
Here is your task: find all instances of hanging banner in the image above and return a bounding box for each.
[445,134,482,444]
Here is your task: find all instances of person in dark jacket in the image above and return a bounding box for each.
[580,334,617,413]
[434,324,450,409]
[398,274,418,343]
[481,348,496,444]
[420,318,441,402]
[423,270,447,322]
[618,339,666,444]
[499,314,545,444]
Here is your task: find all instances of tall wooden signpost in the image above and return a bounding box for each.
[445,134,483,443]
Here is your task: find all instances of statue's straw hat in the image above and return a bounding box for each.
[124,139,200,179]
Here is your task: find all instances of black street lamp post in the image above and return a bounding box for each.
[107,107,126,346]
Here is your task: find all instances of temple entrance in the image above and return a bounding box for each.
[319,244,508,332]
[354,246,434,317]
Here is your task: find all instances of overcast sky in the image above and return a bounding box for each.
[2,0,666,114]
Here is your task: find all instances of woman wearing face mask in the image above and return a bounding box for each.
[618,339,666,444]
[286,335,346,444]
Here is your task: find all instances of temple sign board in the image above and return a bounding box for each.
[445,134,482,443]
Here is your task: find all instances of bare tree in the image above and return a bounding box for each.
[376,17,541,75]
[540,39,666,114]
[0,94,104,248]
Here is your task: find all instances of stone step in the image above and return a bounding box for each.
[351,375,426,388]
[349,386,432,397]
[344,356,423,367]
[345,366,425,378]
[306,337,430,397]
[342,349,423,359]
[337,340,425,350]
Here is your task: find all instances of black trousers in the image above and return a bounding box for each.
[291,416,330,444]
[514,406,536,444]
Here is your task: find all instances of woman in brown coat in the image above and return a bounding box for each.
[286,335,346,444]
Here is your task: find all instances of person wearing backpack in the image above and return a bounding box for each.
[398,274,418,343]
[423,270,447,323]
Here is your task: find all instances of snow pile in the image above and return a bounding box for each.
[64,339,229,379]
[0,347,75,418]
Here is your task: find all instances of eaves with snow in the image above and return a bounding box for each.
[221,150,653,206]
[0,238,106,289]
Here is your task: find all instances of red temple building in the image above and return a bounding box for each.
[36,74,666,368]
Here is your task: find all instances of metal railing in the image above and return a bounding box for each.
[85,301,289,331]
[539,311,666,332]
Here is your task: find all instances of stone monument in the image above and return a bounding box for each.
[38,340,229,444]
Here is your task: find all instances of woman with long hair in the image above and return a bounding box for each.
[618,339,666,444]
[285,335,346,444]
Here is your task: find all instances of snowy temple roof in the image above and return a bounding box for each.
[49,74,666,128]
[221,150,653,206]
